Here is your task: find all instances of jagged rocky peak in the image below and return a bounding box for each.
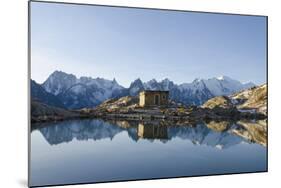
[147,78,157,84]
[49,70,77,81]
[161,78,172,84]
[128,78,145,96]
[145,78,161,90]
[44,70,124,93]
[40,70,126,109]
[193,77,203,82]
[130,78,143,85]
[129,79,144,90]
[161,78,174,90]
[42,70,78,95]
[112,78,117,84]
[162,78,170,82]
[191,78,206,87]
[110,78,124,89]
[133,78,143,83]
[79,76,93,83]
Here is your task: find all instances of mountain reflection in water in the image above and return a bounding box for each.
[32,119,267,148]
[30,118,267,187]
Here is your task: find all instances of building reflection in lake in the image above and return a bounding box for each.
[137,122,168,140]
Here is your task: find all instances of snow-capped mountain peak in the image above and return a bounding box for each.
[41,71,126,109]
[128,78,144,96]
[216,75,230,80]
[42,71,77,95]
[112,78,117,84]
[193,78,203,82]
[147,78,157,83]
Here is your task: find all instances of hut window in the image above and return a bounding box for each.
[162,95,166,99]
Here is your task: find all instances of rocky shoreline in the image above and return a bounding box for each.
[31,84,267,124]
[31,105,266,124]
[77,105,267,123]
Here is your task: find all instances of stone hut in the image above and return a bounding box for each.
[139,90,169,107]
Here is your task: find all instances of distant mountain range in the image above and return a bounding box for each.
[31,70,256,109]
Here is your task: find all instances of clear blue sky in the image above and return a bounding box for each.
[31,2,267,87]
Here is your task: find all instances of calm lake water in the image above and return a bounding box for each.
[30,119,267,187]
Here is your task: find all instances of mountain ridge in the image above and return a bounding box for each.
[32,70,257,109]
[31,79,65,108]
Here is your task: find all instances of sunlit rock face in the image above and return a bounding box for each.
[206,121,230,132]
[232,84,267,115]
[232,120,267,147]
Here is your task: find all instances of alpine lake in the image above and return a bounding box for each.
[30,118,267,187]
